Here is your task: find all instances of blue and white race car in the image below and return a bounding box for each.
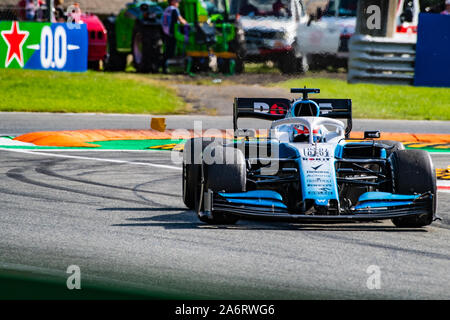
[182,88,437,227]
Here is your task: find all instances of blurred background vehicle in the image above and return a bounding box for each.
[395,0,421,34]
[296,0,357,70]
[103,1,164,72]
[0,0,446,75]
[81,12,107,70]
[173,0,245,74]
[230,0,309,74]
[296,0,420,71]
[103,0,244,74]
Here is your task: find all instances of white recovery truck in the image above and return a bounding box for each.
[230,0,310,73]
[295,0,420,70]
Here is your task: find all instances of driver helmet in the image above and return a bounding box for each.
[290,100,323,142]
[292,125,323,143]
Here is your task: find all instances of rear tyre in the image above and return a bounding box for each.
[190,57,210,73]
[229,33,245,74]
[198,145,246,225]
[88,60,100,71]
[132,23,162,73]
[278,50,305,74]
[305,54,322,71]
[390,150,436,228]
[103,19,127,71]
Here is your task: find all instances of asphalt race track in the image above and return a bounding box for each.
[0,114,449,299]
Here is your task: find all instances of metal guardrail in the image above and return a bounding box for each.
[348,34,417,85]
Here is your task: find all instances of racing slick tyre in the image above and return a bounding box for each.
[390,150,437,228]
[375,140,405,156]
[218,59,232,74]
[88,60,100,71]
[197,146,246,225]
[226,35,245,74]
[182,137,225,210]
[190,57,210,73]
[278,50,305,74]
[218,57,244,75]
[304,54,322,71]
[204,146,246,193]
[103,19,127,72]
[132,23,162,73]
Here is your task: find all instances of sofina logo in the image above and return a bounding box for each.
[0,21,88,72]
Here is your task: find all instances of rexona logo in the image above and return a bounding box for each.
[0,21,87,72]
[253,102,288,114]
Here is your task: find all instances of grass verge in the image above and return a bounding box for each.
[0,269,187,300]
[275,77,450,120]
[0,69,188,114]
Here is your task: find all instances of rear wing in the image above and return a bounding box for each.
[233,98,291,127]
[312,99,352,137]
[233,98,352,138]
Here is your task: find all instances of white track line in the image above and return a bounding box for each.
[1,148,448,184]
[0,148,181,171]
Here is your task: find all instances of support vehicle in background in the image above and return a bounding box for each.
[395,0,420,34]
[103,1,164,73]
[182,88,437,227]
[230,0,309,74]
[104,0,245,74]
[81,13,107,70]
[295,0,420,70]
[176,0,246,74]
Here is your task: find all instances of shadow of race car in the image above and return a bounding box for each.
[182,88,437,228]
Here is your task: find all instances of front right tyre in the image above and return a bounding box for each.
[198,145,246,225]
[390,149,437,228]
[183,139,245,225]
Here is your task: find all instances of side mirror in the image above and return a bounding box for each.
[235,128,256,138]
[364,131,381,139]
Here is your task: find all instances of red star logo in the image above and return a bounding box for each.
[1,21,29,68]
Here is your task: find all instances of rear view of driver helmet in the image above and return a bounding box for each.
[292,125,324,143]
[290,100,323,142]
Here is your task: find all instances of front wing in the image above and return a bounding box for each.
[203,192,433,222]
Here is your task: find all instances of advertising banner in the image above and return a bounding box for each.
[0,21,88,72]
[414,13,450,87]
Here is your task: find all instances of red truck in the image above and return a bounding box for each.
[80,13,107,70]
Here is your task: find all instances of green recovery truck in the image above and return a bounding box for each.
[104,0,245,74]
[104,1,164,73]
[176,0,246,74]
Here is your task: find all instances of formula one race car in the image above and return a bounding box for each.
[182,88,437,227]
